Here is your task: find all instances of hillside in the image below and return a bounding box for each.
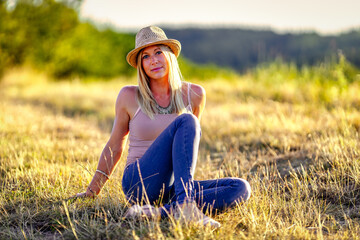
[163,27,360,72]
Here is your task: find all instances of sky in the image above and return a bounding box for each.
[80,0,360,34]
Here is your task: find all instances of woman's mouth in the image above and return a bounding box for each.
[151,67,162,72]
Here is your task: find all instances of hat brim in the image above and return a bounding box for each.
[126,39,181,68]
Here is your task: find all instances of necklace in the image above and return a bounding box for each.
[155,102,173,114]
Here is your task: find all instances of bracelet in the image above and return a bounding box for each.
[96,169,110,179]
[87,186,96,196]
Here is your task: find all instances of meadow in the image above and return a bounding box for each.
[1,61,360,239]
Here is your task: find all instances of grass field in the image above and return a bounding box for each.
[1,64,360,239]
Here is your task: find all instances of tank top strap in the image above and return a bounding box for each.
[187,82,193,113]
[132,107,142,120]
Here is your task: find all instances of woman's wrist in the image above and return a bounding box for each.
[87,186,97,197]
[87,170,109,196]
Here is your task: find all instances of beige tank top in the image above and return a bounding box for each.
[126,85,193,167]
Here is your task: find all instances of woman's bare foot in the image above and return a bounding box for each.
[124,204,161,219]
[174,202,221,228]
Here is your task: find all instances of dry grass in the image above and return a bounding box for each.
[1,66,360,239]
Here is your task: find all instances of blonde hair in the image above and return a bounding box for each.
[136,45,187,119]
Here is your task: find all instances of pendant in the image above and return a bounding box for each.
[156,103,173,114]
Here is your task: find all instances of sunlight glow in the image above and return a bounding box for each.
[80,0,360,34]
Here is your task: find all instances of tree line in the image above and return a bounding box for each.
[0,0,235,80]
[0,0,359,80]
[163,27,360,73]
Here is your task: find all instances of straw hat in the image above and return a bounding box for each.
[126,26,181,68]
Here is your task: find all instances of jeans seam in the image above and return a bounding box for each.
[185,118,194,200]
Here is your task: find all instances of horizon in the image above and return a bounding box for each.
[88,21,360,36]
[80,0,360,35]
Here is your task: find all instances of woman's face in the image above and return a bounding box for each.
[141,45,169,81]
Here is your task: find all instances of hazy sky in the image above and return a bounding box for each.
[80,0,360,34]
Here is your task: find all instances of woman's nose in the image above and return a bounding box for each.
[150,55,158,64]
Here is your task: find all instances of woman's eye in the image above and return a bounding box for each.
[142,55,149,59]
[156,51,162,55]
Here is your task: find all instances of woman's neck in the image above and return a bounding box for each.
[149,78,172,108]
[150,78,170,98]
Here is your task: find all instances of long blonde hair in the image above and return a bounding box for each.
[136,45,187,119]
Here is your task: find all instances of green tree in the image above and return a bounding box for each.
[8,0,79,66]
[0,1,10,77]
[49,22,134,78]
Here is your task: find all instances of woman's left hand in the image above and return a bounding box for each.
[74,192,88,198]
[71,190,96,199]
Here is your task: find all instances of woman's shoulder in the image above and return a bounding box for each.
[189,83,205,96]
[186,82,205,105]
[116,85,139,115]
[119,85,138,95]
[117,85,138,101]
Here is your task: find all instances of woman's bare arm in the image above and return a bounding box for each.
[77,86,135,197]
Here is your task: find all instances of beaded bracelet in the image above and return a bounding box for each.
[96,169,110,179]
[87,186,96,196]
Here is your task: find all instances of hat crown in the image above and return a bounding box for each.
[135,26,168,48]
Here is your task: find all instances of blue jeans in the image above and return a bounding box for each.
[122,113,251,216]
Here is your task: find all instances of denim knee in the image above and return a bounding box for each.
[175,113,200,132]
[233,178,251,202]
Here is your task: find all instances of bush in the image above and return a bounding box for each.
[48,23,134,79]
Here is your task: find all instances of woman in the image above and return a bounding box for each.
[75,26,251,227]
